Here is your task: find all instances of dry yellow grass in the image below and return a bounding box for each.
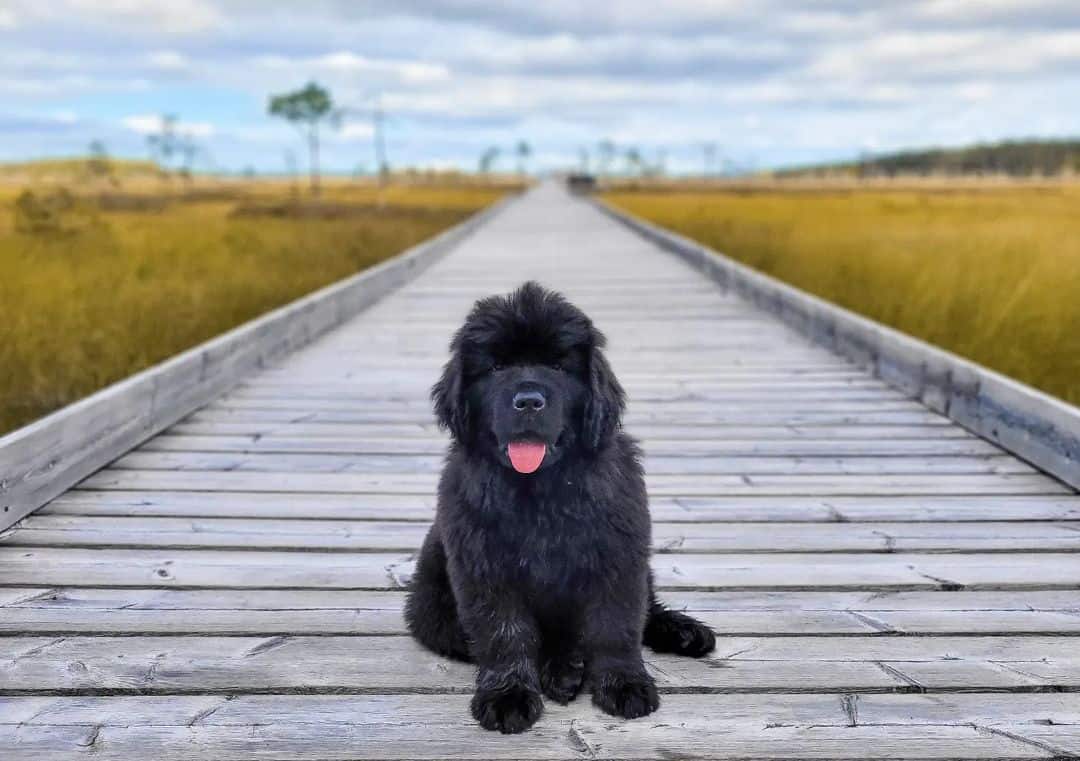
[605,184,1080,405]
[0,180,510,434]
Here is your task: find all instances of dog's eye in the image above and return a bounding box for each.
[491,363,503,373]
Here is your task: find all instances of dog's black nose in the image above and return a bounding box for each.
[512,389,546,412]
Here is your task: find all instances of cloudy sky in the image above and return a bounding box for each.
[3,0,1080,174]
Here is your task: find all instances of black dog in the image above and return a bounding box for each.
[405,281,715,734]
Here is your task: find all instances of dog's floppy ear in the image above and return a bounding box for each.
[583,342,625,451]
[432,349,470,442]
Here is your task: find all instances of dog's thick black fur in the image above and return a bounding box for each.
[405,281,715,734]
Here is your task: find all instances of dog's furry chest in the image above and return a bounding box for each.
[448,487,640,598]
[438,446,652,605]
[480,497,606,585]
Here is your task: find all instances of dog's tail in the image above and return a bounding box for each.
[643,580,716,658]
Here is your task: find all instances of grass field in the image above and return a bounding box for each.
[605,184,1080,406]
[0,179,511,434]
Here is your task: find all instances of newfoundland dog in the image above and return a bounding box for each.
[405,281,715,734]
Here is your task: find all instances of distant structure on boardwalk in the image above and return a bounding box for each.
[565,172,597,193]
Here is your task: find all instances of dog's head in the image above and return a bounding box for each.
[432,281,624,473]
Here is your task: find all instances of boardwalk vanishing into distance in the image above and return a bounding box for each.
[2,182,1079,759]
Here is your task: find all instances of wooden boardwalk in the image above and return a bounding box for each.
[2,183,1079,759]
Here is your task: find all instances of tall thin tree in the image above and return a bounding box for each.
[597,140,616,176]
[268,82,335,196]
[515,140,532,176]
[478,146,500,174]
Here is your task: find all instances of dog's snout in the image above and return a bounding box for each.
[512,389,546,412]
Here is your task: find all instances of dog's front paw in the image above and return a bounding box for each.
[540,654,584,704]
[592,672,659,719]
[471,684,543,733]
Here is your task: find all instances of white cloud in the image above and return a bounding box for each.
[251,51,450,87]
[913,0,1077,23]
[337,122,375,140]
[122,114,215,138]
[455,32,790,78]
[4,1,1080,171]
[146,50,190,71]
[62,0,221,34]
[50,109,79,124]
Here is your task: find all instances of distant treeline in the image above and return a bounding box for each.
[779,140,1080,178]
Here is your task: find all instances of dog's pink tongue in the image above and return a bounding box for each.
[507,441,546,474]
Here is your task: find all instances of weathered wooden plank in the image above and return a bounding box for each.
[4,587,1077,612]
[43,491,441,520]
[0,606,872,636]
[1013,727,1080,755]
[870,610,1080,635]
[0,634,904,694]
[1,635,1076,694]
[287,341,840,355]
[108,451,1035,476]
[238,371,884,383]
[268,357,856,373]
[257,333,849,350]
[665,496,1080,523]
[664,589,1080,611]
[75,470,1069,496]
[0,608,1043,638]
[254,365,871,378]
[228,387,906,404]
[202,397,928,413]
[0,696,1063,760]
[1,691,1075,729]
[850,692,1080,725]
[40,491,1080,523]
[139,433,1005,457]
[6,516,1079,553]
[273,343,838,357]
[3,548,1079,590]
[4,588,1080,636]
[230,380,899,397]
[0,588,43,607]
[186,406,952,426]
[165,420,976,439]
[247,372,884,390]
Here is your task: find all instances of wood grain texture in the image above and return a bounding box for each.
[2,634,1078,694]
[40,491,1080,522]
[4,588,1080,636]
[108,450,1037,475]
[138,432,1007,456]
[1,695,1070,760]
[2,181,1079,759]
[2,548,1079,590]
[5,516,1079,553]
[73,469,1070,495]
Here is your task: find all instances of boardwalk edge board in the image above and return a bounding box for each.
[593,197,1080,491]
[0,195,516,532]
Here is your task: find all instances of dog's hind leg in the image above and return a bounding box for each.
[404,528,472,662]
[642,571,716,657]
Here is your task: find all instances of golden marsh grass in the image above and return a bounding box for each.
[0,180,510,433]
